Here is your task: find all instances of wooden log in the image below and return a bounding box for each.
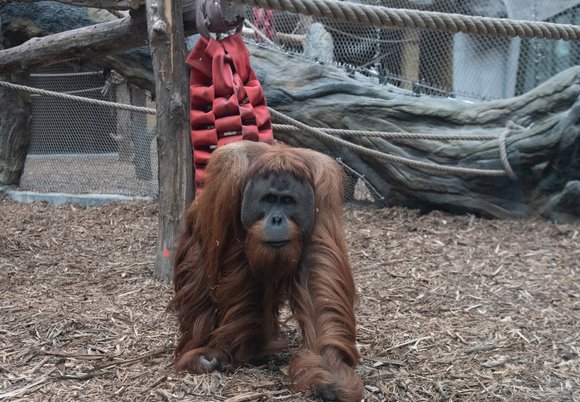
[249,45,580,219]
[0,8,149,75]
[145,0,193,281]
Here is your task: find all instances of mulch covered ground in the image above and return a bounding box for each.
[0,196,578,401]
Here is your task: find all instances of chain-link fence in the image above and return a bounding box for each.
[18,62,158,197]
[245,0,580,100]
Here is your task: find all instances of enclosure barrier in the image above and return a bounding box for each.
[3,0,579,284]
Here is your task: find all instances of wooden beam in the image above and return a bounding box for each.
[0,0,143,10]
[0,10,149,75]
[145,0,193,281]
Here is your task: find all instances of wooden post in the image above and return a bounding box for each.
[0,16,32,186]
[115,82,133,161]
[0,72,32,186]
[145,0,193,281]
[400,29,420,91]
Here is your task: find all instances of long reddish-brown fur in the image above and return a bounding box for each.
[170,141,362,401]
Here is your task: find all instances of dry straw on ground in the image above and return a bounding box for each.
[0,196,578,401]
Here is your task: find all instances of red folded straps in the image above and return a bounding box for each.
[187,33,274,193]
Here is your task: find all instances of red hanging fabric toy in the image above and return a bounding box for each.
[187,33,274,194]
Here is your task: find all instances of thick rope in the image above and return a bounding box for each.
[0,80,156,114]
[273,124,497,141]
[269,108,507,177]
[231,0,580,41]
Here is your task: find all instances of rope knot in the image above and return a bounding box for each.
[498,120,523,180]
